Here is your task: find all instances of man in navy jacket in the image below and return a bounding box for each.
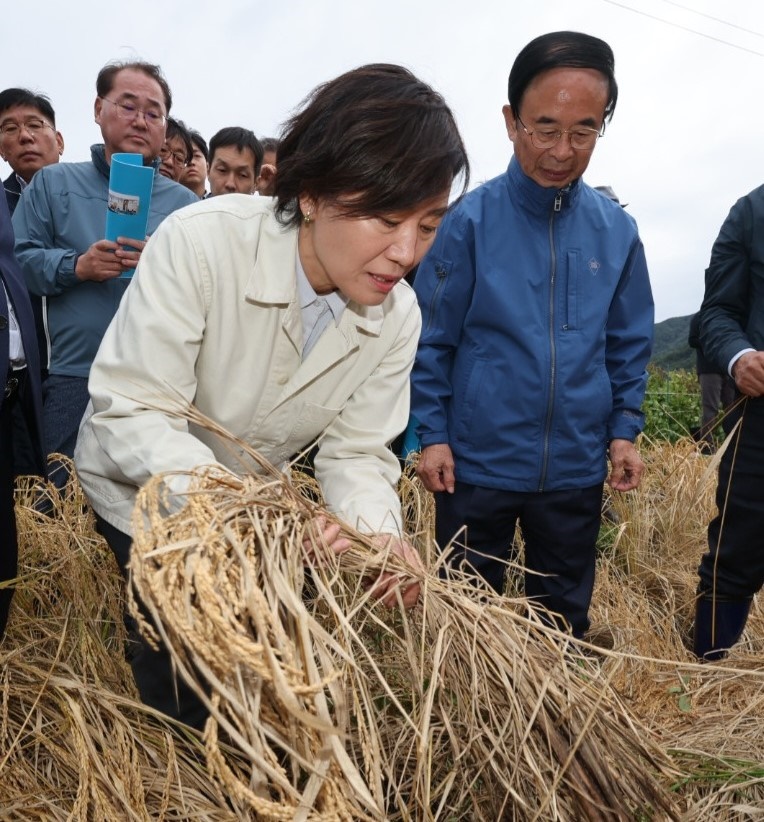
[0,190,44,637]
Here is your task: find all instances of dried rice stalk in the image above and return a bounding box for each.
[3,467,249,819]
[129,411,681,820]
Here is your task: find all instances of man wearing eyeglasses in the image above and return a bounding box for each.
[12,61,197,483]
[158,118,193,183]
[0,88,64,477]
[411,31,653,640]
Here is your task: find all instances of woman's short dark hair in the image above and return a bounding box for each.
[508,31,618,124]
[274,63,469,227]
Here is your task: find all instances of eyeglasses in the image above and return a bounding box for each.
[0,117,55,139]
[515,114,603,151]
[159,145,188,167]
[100,97,166,128]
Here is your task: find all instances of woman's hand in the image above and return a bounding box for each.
[365,535,422,609]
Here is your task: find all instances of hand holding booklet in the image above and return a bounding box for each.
[105,153,154,279]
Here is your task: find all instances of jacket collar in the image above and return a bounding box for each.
[505,155,582,216]
[243,210,386,339]
[90,143,161,179]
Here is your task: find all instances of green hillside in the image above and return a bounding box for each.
[650,314,694,372]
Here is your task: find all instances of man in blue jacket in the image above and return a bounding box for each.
[411,31,653,638]
[12,61,197,483]
[0,192,44,637]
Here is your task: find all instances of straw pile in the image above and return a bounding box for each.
[128,422,680,821]
[4,469,250,820]
[3,432,763,819]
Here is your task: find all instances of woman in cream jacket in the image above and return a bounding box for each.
[74,63,469,726]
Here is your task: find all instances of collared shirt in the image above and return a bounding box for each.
[1,279,25,366]
[295,254,347,359]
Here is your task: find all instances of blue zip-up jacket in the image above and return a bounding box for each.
[11,144,198,378]
[410,157,654,493]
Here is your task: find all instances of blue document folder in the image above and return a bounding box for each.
[105,153,154,279]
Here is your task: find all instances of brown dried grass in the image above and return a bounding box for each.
[128,418,680,821]
[3,434,763,820]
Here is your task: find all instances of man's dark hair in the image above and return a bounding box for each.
[0,88,56,125]
[96,60,172,113]
[508,31,618,124]
[260,136,279,155]
[274,63,469,228]
[209,127,263,175]
[166,117,193,164]
[188,128,209,162]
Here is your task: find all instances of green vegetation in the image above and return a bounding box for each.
[642,366,701,442]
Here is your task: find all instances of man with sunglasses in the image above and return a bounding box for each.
[12,62,196,484]
[411,32,653,640]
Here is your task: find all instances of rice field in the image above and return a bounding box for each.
[3,435,763,820]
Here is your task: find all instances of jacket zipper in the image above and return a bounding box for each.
[539,191,563,491]
[426,263,448,330]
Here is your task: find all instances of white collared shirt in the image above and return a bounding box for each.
[2,280,26,367]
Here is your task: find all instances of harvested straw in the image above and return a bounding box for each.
[129,416,681,821]
[6,434,764,819]
[3,467,249,820]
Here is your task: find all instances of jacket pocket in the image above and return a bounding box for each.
[286,401,344,447]
[452,356,488,444]
[425,259,451,331]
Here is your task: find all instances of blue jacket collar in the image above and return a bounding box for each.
[505,155,582,216]
[90,144,161,178]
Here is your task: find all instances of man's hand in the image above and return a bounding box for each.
[732,351,764,397]
[416,443,456,493]
[365,535,422,609]
[75,236,147,282]
[607,438,644,492]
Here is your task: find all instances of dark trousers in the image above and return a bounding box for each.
[435,482,604,637]
[698,372,737,442]
[698,396,764,599]
[43,374,90,490]
[94,514,210,730]
[0,387,19,637]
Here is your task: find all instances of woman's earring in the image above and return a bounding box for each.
[303,211,313,225]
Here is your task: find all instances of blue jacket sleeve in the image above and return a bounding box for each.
[11,168,80,297]
[410,207,475,447]
[605,236,654,442]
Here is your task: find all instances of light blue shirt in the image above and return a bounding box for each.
[295,254,347,359]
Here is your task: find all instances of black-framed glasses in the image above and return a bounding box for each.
[159,145,188,167]
[515,114,603,151]
[0,117,55,139]
[101,97,166,128]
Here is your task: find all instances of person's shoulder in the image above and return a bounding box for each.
[174,192,273,224]
[23,160,96,202]
[152,176,201,206]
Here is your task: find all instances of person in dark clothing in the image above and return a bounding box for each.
[0,88,63,476]
[695,184,764,660]
[0,191,45,637]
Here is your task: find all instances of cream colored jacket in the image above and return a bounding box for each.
[74,196,421,537]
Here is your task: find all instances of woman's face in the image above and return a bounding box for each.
[297,189,451,305]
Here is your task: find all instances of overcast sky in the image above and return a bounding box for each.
[3,0,763,321]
